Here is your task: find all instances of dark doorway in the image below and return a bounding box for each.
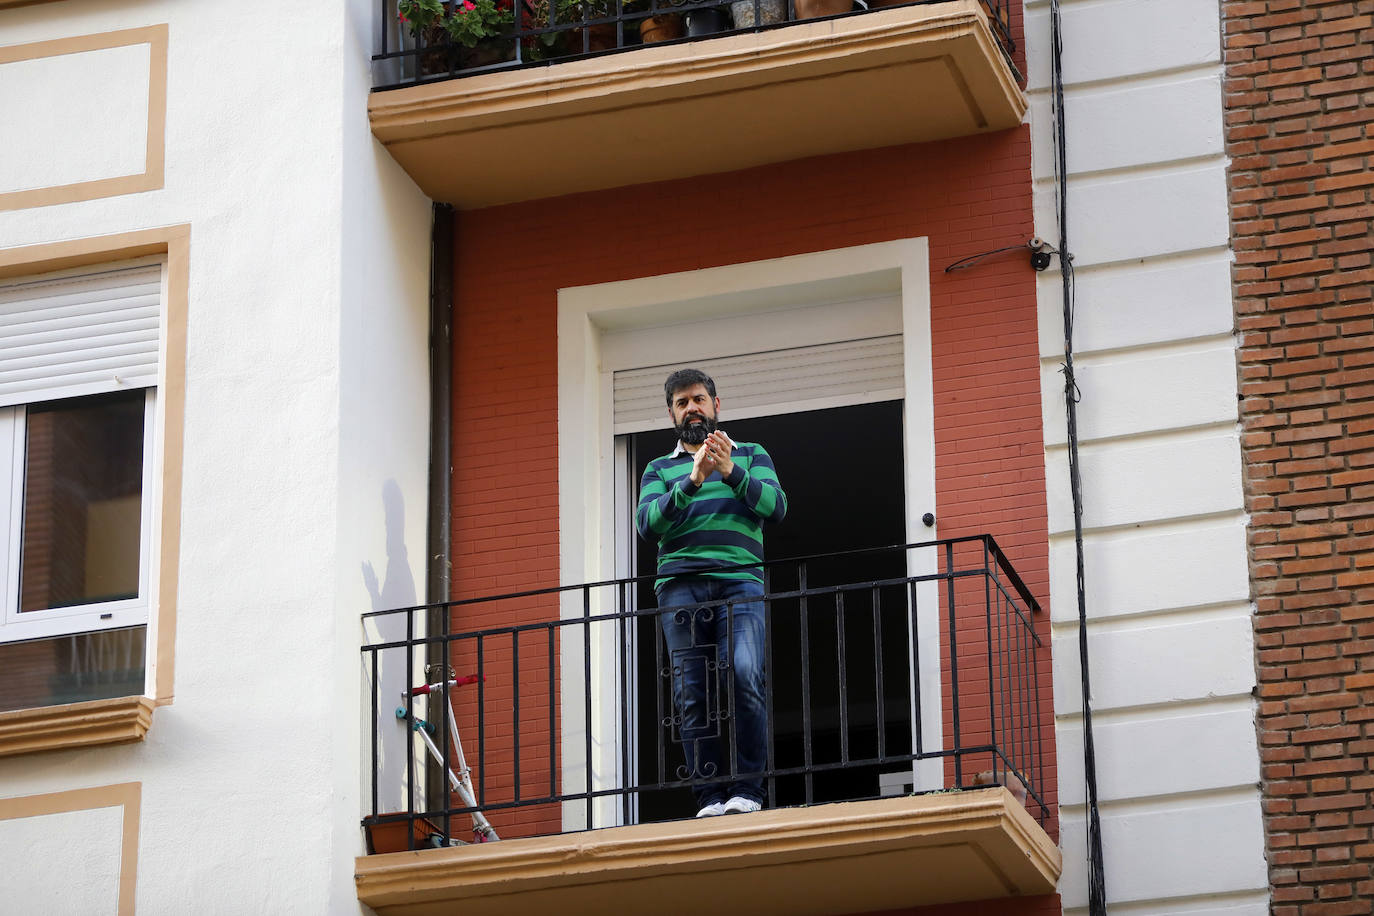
[629,399,910,822]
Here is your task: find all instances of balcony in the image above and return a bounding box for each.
[368,0,1026,207]
[356,536,1059,915]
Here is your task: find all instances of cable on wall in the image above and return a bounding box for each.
[1049,1,1108,912]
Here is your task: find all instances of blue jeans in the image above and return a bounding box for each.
[656,576,767,807]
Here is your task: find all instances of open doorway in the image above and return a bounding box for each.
[628,399,910,822]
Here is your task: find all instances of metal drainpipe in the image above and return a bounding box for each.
[425,203,456,815]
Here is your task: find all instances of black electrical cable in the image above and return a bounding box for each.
[1049,1,1108,912]
[944,243,1030,273]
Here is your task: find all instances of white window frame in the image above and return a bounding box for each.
[0,390,158,643]
[0,254,166,650]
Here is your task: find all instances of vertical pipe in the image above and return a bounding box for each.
[425,203,455,817]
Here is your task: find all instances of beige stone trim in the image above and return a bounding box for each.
[0,696,154,757]
[356,789,1062,916]
[0,225,190,713]
[0,782,140,915]
[0,25,168,211]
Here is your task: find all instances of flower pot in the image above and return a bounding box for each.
[640,12,686,42]
[792,0,851,19]
[572,21,620,51]
[365,814,443,854]
[684,7,729,35]
[729,0,785,27]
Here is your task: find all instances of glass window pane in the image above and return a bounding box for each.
[0,626,146,712]
[20,391,145,613]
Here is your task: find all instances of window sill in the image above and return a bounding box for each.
[0,695,154,758]
[355,788,1061,916]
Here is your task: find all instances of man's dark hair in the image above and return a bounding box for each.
[664,368,717,406]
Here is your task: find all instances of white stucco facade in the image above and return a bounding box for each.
[0,1,431,912]
[1027,0,1267,912]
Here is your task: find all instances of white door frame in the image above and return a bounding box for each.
[557,238,942,829]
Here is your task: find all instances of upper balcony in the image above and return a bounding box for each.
[368,0,1026,207]
[356,536,1059,916]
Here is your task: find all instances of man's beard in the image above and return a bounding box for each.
[676,412,717,446]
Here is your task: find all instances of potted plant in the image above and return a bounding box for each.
[399,0,516,73]
[792,0,851,19]
[555,0,641,51]
[639,0,686,42]
[683,1,730,35]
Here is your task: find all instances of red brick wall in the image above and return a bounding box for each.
[450,127,1056,862]
[1223,0,1374,911]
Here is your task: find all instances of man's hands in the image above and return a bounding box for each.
[689,431,734,485]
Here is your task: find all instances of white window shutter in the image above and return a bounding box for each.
[0,262,162,409]
[613,335,904,434]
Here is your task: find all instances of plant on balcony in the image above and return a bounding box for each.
[399,0,517,72]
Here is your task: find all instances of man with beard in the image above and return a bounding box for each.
[635,368,788,818]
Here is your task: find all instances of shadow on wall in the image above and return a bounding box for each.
[361,479,420,818]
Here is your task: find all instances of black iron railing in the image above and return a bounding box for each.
[361,535,1045,850]
[373,0,1014,89]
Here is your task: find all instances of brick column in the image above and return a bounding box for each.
[1223,0,1374,911]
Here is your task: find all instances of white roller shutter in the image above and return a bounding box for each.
[613,335,903,434]
[0,261,162,408]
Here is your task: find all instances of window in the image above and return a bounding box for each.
[0,261,162,713]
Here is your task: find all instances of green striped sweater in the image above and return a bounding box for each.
[635,441,787,589]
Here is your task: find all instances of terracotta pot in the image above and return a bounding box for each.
[730,0,785,27]
[365,815,443,854]
[792,0,851,19]
[640,12,686,42]
[574,21,620,51]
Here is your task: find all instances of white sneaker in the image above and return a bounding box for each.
[695,801,727,818]
[722,796,761,815]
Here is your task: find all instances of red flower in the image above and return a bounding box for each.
[463,1,476,9]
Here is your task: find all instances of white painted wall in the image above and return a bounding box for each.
[0,43,150,193]
[0,806,124,914]
[1026,0,1267,912]
[0,1,431,913]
